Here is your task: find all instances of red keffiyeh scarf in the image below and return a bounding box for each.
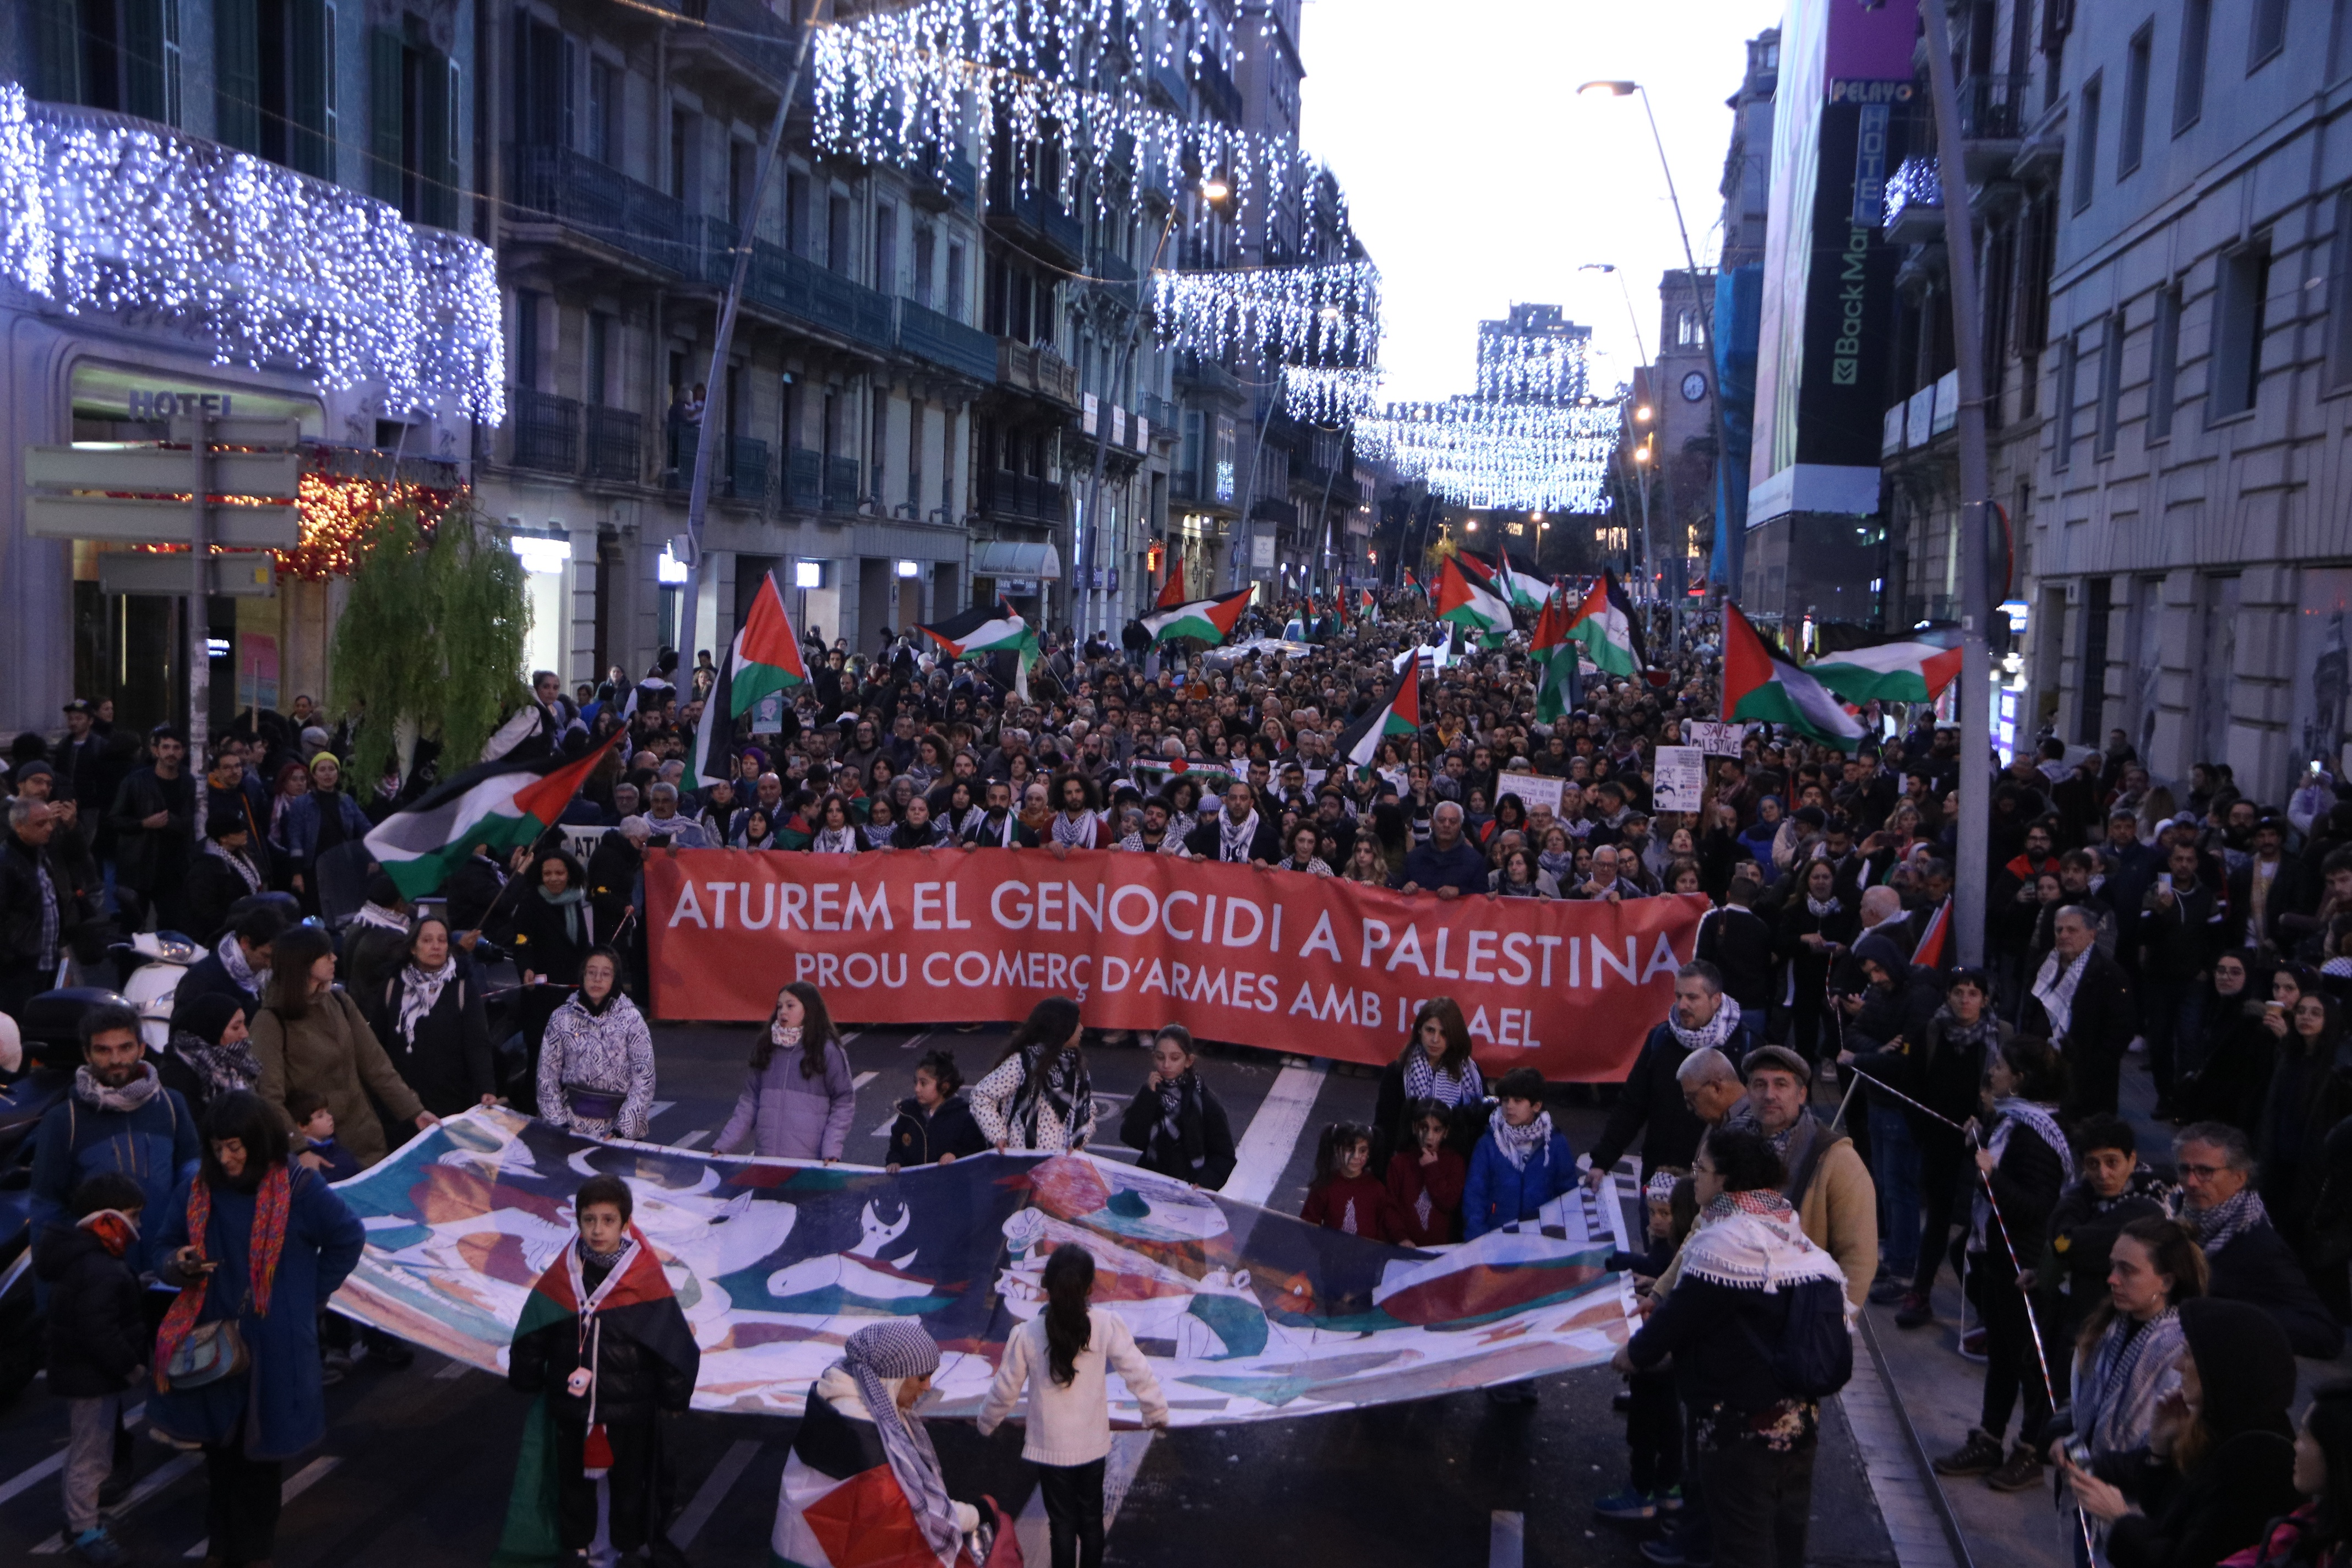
[154,1166,291,1389]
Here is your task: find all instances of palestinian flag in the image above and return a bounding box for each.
[770,1386,1016,1568]
[364,738,613,900]
[1142,586,1254,646]
[1402,569,1421,596]
[1332,651,1421,775]
[494,1228,700,1568]
[1562,570,1646,678]
[1804,626,1964,705]
[1155,559,1186,609]
[1358,588,1378,623]
[1722,600,1868,749]
[1528,593,1581,722]
[1912,896,1953,970]
[1434,557,1512,640]
[919,601,1039,700]
[687,570,807,789]
[1494,553,1545,611]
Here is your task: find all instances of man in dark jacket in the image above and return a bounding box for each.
[29,1002,200,1277]
[2225,815,2306,955]
[1585,961,1737,1189]
[2171,1123,2343,1359]
[2023,905,2136,1117]
[169,903,287,1036]
[1696,873,1774,1055]
[2138,840,2221,1117]
[107,727,198,932]
[1397,801,1490,897]
[1185,779,1284,865]
[1,798,77,1020]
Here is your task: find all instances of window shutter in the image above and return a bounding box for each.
[417,50,452,227]
[216,0,263,155]
[29,0,80,104]
[371,26,404,205]
[123,0,167,122]
[286,0,330,178]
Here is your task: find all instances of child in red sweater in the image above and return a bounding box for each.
[1300,1122,1406,1242]
[1385,1099,1467,1246]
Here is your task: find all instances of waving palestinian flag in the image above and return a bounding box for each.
[1563,570,1646,678]
[1142,586,1255,646]
[365,738,613,900]
[1402,568,1421,596]
[1804,626,1964,705]
[1435,556,1513,641]
[1493,553,1545,611]
[920,601,1040,700]
[687,569,806,788]
[1333,651,1422,776]
[1358,587,1378,624]
[1722,600,1866,749]
[1155,559,1186,609]
[1528,593,1581,722]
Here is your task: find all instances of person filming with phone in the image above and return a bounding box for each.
[2138,841,2218,1121]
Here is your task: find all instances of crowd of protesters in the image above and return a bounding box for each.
[8,583,2352,1568]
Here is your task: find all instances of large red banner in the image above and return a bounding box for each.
[644,848,1705,1081]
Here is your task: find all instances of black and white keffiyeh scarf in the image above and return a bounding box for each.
[1486,1106,1554,1172]
[1669,996,1743,1055]
[351,900,409,934]
[2180,1185,2270,1255]
[836,1321,962,1565]
[1806,893,1843,919]
[1051,810,1098,848]
[1972,1098,2073,1250]
[1152,1071,1208,1174]
[1217,807,1260,863]
[217,933,269,999]
[205,837,264,896]
[813,825,859,853]
[2030,946,2093,1038]
[1009,1044,1090,1147]
[1402,1047,1482,1107]
[395,957,457,1044]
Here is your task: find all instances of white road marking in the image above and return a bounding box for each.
[31,1451,202,1551]
[434,1355,471,1379]
[899,1030,934,1050]
[1220,1060,1332,1206]
[647,1099,676,1121]
[672,1129,711,1150]
[852,1071,879,1090]
[183,1457,341,1557]
[1489,1509,1526,1568]
[0,1451,67,1511]
[670,1438,762,1548]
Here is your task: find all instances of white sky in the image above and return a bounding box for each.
[1297,0,1785,405]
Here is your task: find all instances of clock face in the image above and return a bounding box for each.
[1681,371,1708,402]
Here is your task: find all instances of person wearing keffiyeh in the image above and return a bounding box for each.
[970,997,1093,1154]
[1462,1068,1579,1240]
[1117,1026,1237,1189]
[2168,1121,2345,1359]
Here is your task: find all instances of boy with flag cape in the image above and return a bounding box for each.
[499,1174,700,1567]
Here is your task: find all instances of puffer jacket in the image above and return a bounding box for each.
[1461,1125,1580,1239]
[888,1094,989,1167]
[33,1221,149,1397]
[711,1037,858,1160]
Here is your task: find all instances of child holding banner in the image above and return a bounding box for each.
[971,998,1094,1155]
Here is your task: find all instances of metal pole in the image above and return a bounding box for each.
[676,0,824,660]
[1920,3,1993,968]
[187,412,210,759]
[1080,209,1179,644]
[1311,426,1340,600]
[1227,374,1283,593]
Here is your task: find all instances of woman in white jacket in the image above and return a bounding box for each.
[978,1244,1168,1568]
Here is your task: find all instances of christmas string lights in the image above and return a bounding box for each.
[1151,258,1379,369]
[1357,398,1621,514]
[1475,331,1591,404]
[1281,366,1382,424]
[0,84,504,423]
[279,469,458,581]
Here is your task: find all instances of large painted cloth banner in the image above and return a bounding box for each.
[330,1108,1635,1423]
[647,847,1705,1081]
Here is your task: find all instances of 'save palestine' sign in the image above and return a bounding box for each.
[647,848,1705,1081]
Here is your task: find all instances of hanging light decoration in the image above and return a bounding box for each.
[1281,365,1382,424]
[0,83,505,422]
[1151,258,1379,369]
[1357,397,1621,514]
[1474,330,1591,404]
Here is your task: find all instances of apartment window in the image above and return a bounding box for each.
[515,290,543,392]
[2211,242,2272,420]
[372,18,453,222]
[2149,284,2182,439]
[945,241,967,323]
[2175,0,2211,131]
[2053,333,2079,469]
[874,202,897,290]
[786,172,810,256]
[669,107,696,206]
[2073,71,2101,211]
[827,193,853,274]
[907,401,924,515]
[2095,309,2125,456]
[2333,193,2352,389]
[912,226,935,308]
[586,313,611,406]
[586,58,617,165]
[2120,25,2152,177]
[870,388,889,501]
[728,141,754,226]
[2250,0,2288,69]
[2079,578,2113,744]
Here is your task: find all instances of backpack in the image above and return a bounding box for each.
[1743,1275,1854,1401]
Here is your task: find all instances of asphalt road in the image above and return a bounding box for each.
[0,1015,1903,1567]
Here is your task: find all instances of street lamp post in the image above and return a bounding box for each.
[1578,79,1741,621]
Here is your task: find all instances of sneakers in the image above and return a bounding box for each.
[1638,1536,1710,1567]
[1932,1428,2006,1477]
[1654,1484,1685,1513]
[1986,1444,2046,1493]
[1594,1488,1658,1521]
[1894,1291,1935,1329]
[1867,1277,1910,1306]
[68,1526,129,1566]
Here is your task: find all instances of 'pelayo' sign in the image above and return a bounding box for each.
[646,848,1704,1081]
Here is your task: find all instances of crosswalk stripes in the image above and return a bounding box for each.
[672,1128,711,1149]
[182,1456,340,1558]
[30,1451,202,1553]
[0,1403,146,1513]
[1489,1509,1526,1568]
[1221,1059,1332,1207]
[669,1438,763,1549]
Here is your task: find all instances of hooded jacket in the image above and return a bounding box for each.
[34,1219,149,1397]
[887,1093,989,1168]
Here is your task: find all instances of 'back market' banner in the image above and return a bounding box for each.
[645,848,1705,1081]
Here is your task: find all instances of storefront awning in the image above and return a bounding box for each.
[970,541,1062,580]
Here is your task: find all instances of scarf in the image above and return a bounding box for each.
[204,837,264,896]
[1218,806,1261,863]
[1668,995,1743,1055]
[771,1020,804,1049]
[1052,810,1098,848]
[540,884,586,944]
[1806,893,1843,919]
[1681,1189,1848,1294]
[217,933,269,1000]
[2076,1308,2186,1457]
[1935,1008,1997,1052]
[74,1061,161,1114]
[813,825,859,853]
[2181,1185,2271,1254]
[1486,1106,1554,1172]
[170,1029,261,1099]
[1972,1099,2073,1250]
[79,1207,139,1259]
[2092,1165,2175,1216]
[1016,803,1054,839]
[350,900,409,933]
[395,957,458,1045]
[154,1166,292,1390]
[1402,1047,1480,1107]
[1153,1071,1208,1172]
[1538,849,1577,883]
[862,821,897,849]
[31,857,58,969]
[2030,945,2093,1038]
[1008,1044,1088,1147]
[836,1321,962,1566]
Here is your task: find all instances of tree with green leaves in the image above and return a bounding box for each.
[330,500,529,787]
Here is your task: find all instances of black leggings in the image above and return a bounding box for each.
[1036,1457,1107,1568]
[1978,1259,2054,1445]
[1910,1135,1970,1297]
[203,1438,283,1566]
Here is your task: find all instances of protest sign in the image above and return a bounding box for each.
[1651,747,1706,813]
[646,848,1704,1082]
[328,1108,1636,1423]
[1688,721,1747,757]
[1495,771,1564,816]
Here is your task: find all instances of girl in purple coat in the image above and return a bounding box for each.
[714,983,858,1161]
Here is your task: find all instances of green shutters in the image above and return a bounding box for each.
[370,26,404,206]
[286,0,330,178]
[216,0,262,154]
[417,48,451,226]
[122,0,167,122]
[29,0,81,105]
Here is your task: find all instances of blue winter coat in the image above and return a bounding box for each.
[29,1076,202,1274]
[273,788,372,866]
[1461,1128,1580,1239]
[146,1166,366,1461]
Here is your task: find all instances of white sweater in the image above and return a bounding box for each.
[976,1308,1169,1466]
